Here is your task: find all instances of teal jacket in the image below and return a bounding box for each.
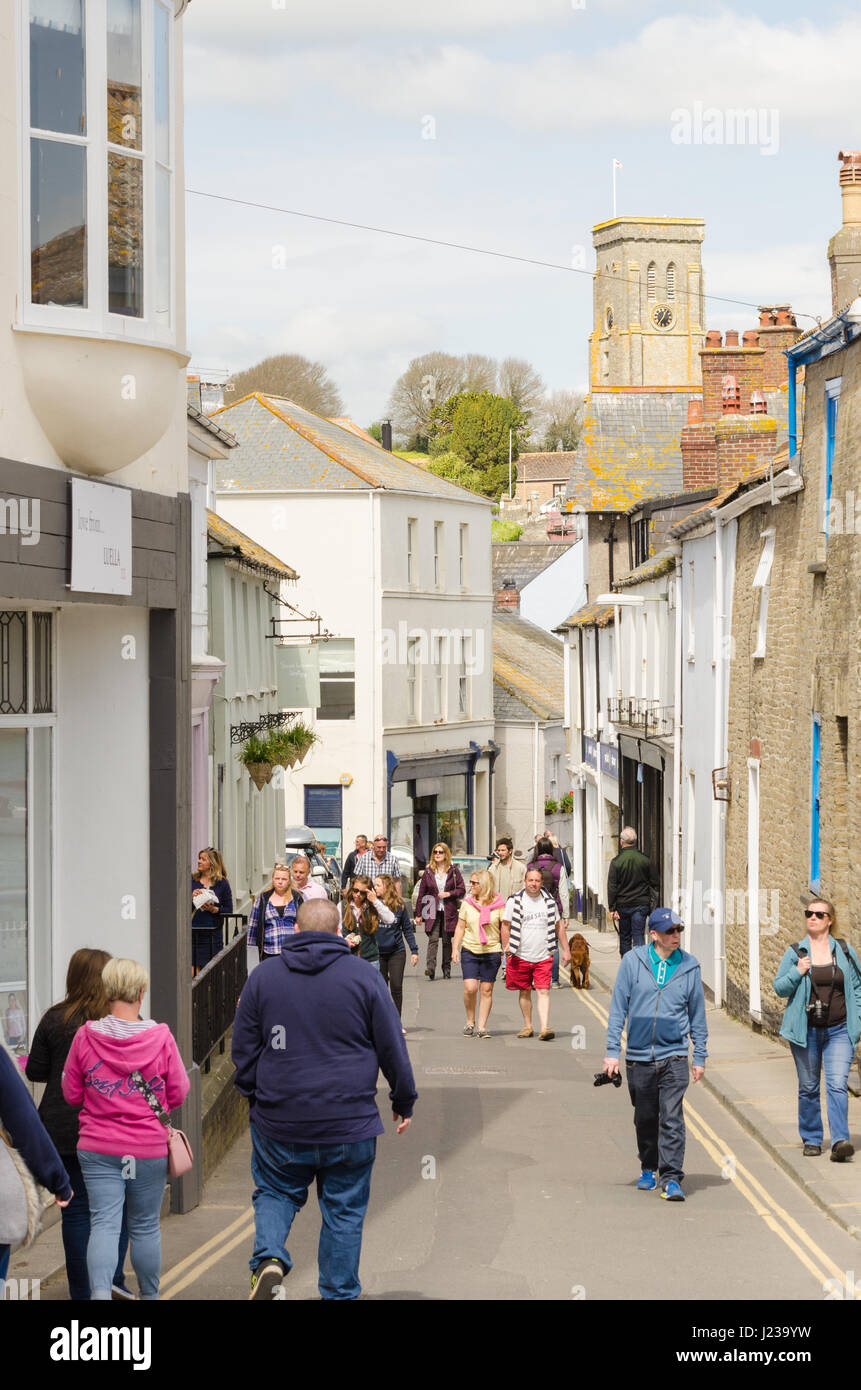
[773,935,861,1048]
[606,945,708,1067]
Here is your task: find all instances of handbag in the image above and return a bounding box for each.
[129,1070,194,1179]
[0,1127,51,1249]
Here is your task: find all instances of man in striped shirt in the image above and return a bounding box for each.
[354,835,401,887]
[501,867,570,1041]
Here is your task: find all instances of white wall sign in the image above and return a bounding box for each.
[70,479,133,595]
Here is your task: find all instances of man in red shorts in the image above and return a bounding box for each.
[501,866,570,1041]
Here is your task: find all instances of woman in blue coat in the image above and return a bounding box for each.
[0,1043,72,1285]
[773,897,861,1161]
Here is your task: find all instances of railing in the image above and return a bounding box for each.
[608,697,674,739]
[192,918,248,1074]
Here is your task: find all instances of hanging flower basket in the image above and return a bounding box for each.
[246,761,274,790]
[289,723,318,767]
[238,734,277,790]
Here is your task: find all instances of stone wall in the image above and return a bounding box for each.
[723,334,861,1030]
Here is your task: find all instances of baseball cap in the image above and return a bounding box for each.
[649,908,684,932]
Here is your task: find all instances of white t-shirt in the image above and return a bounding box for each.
[504,892,552,963]
[434,872,447,895]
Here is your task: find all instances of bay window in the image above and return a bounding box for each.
[24,0,175,340]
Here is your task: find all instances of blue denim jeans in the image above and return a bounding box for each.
[249,1122,376,1300]
[618,905,649,957]
[61,1151,129,1299]
[0,1245,9,1284]
[78,1150,168,1301]
[626,1056,690,1185]
[790,1023,854,1146]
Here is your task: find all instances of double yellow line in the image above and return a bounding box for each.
[573,981,860,1299]
[159,1207,254,1301]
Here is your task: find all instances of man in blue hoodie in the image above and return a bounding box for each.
[602,908,708,1202]
[232,897,417,1301]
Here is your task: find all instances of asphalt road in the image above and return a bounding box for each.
[39,961,861,1303]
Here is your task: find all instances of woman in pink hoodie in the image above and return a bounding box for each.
[62,958,189,1300]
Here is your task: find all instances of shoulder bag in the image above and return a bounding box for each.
[129,1070,194,1178]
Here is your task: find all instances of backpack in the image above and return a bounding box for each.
[535,856,562,914]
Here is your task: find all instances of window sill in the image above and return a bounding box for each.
[13,319,189,361]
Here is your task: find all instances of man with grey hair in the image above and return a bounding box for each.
[232,897,416,1301]
[607,827,660,958]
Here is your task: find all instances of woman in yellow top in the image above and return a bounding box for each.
[452,869,505,1039]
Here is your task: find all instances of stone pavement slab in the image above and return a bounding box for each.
[580,927,861,1240]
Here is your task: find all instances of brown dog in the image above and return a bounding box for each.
[568,933,590,989]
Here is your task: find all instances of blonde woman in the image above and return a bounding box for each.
[453,870,505,1038]
[414,843,466,981]
[373,875,419,1021]
[247,863,304,961]
[192,847,234,973]
[62,959,189,1300]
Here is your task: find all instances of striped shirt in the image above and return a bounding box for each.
[90,1016,158,1038]
[354,850,401,881]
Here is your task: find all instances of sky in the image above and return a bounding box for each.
[183,0,861,428]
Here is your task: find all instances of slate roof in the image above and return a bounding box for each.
[517,451,577,482]
[493,611,564,722]
[207,509,298,581]
[328,417,380,446]
[556,601,616,631]
[211,394,491,503]
[492,542,572,592]
[566,390,694,509]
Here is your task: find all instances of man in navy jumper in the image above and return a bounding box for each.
[603,908,708,1203]
[232,897,417,1301]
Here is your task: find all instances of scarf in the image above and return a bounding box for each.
[466,894,504,944]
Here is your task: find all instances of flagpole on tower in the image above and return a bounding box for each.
[612,158,623,218]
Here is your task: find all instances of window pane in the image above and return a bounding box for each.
[108,152,143,316]
[0,731,28,1051]
[0,613,27,715]
[155,165,170,326]
[30,0,85,136]
[318,639,354,675]
[33,613,53,713]
[154,1,170,165]
[317,678,355,721]
[31,138,87,307]
[107,0,142,150]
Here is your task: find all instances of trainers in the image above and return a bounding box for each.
[831,1140,855,1163]
[803,1143,822,1157]
[249,1260,287,1300]
[111,1282,136,1301]
[463,1024,475,1036]
[660,1180,685,1202]
[636,1169,657,1191]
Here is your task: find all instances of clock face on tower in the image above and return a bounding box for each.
[651,303,675,331]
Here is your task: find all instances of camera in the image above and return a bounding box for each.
[807,998,829,1025]
[594,1070,622,1088]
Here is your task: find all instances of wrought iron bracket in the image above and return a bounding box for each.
[262,584,333,643]
[230,711,297,745]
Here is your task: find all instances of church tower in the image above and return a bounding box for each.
[589,217,705,388]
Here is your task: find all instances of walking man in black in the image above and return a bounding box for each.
[607,827,660,958]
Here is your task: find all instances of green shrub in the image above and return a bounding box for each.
[492,520,523,542]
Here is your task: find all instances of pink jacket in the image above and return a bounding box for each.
[62,1021,190,1158]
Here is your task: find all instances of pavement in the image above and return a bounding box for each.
[13,928,861,1301]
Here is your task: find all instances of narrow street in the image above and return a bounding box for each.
[40,938,860,1303]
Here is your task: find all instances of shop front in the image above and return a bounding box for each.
[387,745,498,884]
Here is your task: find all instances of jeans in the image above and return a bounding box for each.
[61,1151,130,1299]
[249,1122,376,1300]
[78,1150,168,1301]
[379,950,407,1015]
[617,905,649,957]
[0,1245,8,1283]
[790,1022,854,1146]
[551,947,560,985]
[626,1056,690,1185]
[426,919,452,977]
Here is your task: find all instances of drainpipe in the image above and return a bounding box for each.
[711,521,726,1007]
[671,562,682,913]
[787,355,797,459]
[533,720,541,839]
[369,492,380,834]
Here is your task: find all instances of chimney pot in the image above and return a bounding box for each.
[724,330,740,347]
[705,329,722,348]
[743,330,760,347]
[838,150,861,185]
[750,390,767,414]
[775,309,796,327]
[380,419,393,451]
[758,308,775,328]
[687,398,704,424]
[721,374,741,414]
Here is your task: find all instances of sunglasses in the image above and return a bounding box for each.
[805,910,828,919]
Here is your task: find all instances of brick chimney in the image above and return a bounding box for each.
[681,396,718,490]
[495,580,520,612]
[828,151,861,313]
[700,333,766,422]
[714,396,778,487]
[756,304,802,389]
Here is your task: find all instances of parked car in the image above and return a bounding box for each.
[283,825,341,903]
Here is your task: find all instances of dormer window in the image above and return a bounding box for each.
[24,0,174,341]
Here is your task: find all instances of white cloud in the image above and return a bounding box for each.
[185,13,861,134]
[705,242,831,330]
[185,0,571,44]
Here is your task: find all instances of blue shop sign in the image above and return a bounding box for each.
[600,743,619,779]
[583,736,598,769]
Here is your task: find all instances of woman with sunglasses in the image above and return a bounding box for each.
[414,844,466,981]
[340,876,382,969]
[774,898,861,1161]
[452,870,505,1038]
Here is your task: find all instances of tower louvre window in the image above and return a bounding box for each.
[666,264,676,301]
[647,263,656,301]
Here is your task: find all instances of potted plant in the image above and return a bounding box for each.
[544,797,559,815]
[238,734,274,789]
[560,792,573,813]
[288,721,317,766]
[268,728,298,769]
